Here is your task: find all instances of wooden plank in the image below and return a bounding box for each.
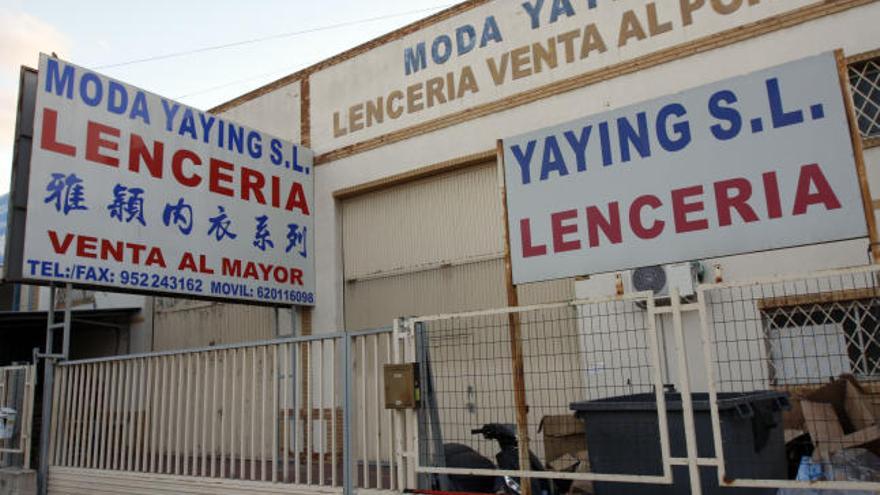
[837,48,880,262]
[758,287,880,310]
[497,139,532,495]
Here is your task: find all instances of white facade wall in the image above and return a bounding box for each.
[299,3,880,333]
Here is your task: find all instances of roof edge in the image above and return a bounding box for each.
[210,0,488,114]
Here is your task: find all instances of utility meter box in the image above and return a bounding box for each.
[384,363,420,410]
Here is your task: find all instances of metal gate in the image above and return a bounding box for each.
[0,364,36,469]
[411,265,880,493]
[45,328,410,495]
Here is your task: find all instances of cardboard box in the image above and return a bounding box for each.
[539,415,586,465]
[796,375,880,460]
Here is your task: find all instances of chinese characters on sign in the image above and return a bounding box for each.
[19,55,316,305]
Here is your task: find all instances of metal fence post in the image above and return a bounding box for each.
[37,358,54,495]
[342,332,353,495]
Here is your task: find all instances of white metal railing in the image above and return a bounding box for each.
[48,329,405,492]
[410,291,676,487]
[699,264,880,492]
[411,265,880,494]
[0,364,36,469]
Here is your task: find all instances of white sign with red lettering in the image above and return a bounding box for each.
[21,54,315,305]
[503,53,867,285]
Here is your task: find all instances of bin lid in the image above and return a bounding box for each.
[570,391,787,413]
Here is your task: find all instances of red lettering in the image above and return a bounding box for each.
[40,108,76,157]
[763,172,783,219]
[243,262,259,280]
[714,178,758,227]
[793,163,841,215]
[129,243,146,264]
[48,230,74,254]
[671,185,709,233]
[271,176,281,208]
[258,263,272,280]
[76,235,98,259]
[586,202,622,248]
[241,167,267,204]
[179,252,198,272]
[100,239,124,262]
[209,159,235,197]
[285,182,311,214]
[273,266,288,283]
[291,268,304,286]
[551,209,581,253]
[128,134,163,179]
[145,248,167,268]
[172,150,202,187]
[85,121,120,167]
[630,195,664,240]
[222,258,242,277]
[520,218,547,258]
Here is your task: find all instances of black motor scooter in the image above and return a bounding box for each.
[442,423,575,495]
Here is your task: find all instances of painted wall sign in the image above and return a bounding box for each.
[503,52,867,284]
[14,55,315,305]
[312,0,820,150]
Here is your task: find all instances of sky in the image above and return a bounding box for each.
[0,0,456,195]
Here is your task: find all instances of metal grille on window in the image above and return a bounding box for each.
[762,299,880,385]
[849,57,880,139]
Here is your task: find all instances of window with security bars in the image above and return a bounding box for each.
[849,56,880,139]
[762,299,880,385]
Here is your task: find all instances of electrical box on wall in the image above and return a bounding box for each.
[384,363,420,409]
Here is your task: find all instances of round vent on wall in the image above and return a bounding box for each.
[631,265,667,294]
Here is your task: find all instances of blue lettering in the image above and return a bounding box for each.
[598,122,612,166]
[291,145,304,173]
[656,103,691,153]
[618,112,651,163]
[79,73,102,107]
[521,0,544,29]
[198,113,215,144]
[107,81,127,115]
[767,77,804,129]
[162,100,181,132]
[540,136,569,180]
[563,126,592,172]
[227,123,244,154]
[404,43,428,76]
[178,109,197,139]
[270,139,283,165]
[247,131,262,159]
[456,25,477,56]
[550,0,575,23]
[129,92,150,124]
[45,58,74,99]
[481,16,503,46]
[431,35,453,65]
[511,141,537,185]
[709,90,742,141]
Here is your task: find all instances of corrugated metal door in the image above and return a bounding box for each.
[341,161,574,330]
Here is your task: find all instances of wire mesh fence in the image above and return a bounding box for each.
[702,266,880,489]
[414,294,672,490]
